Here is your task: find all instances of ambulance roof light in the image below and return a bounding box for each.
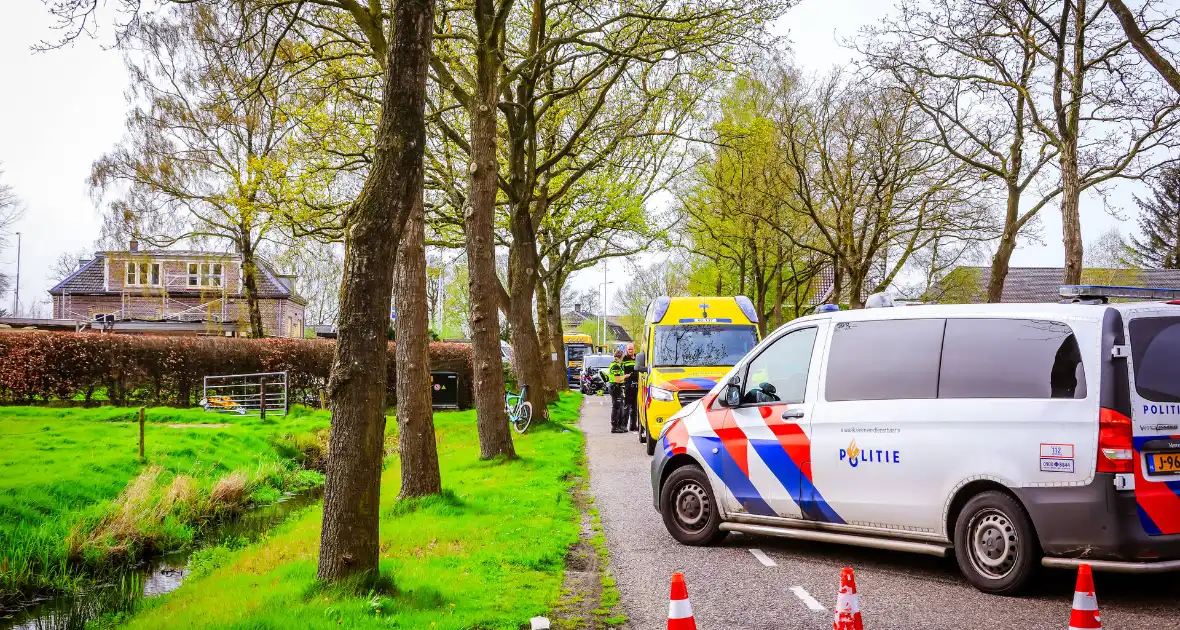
[817,304,841,313]
[1060,285,1180,302]
[734,296,759,323]
[652,296,671,323]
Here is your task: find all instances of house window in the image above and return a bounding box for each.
[187,263,224,288]
[125,262,161,286]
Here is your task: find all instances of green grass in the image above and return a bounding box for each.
[111,392,585,630]
[0,405,331,604]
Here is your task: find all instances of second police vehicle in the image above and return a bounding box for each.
[650,286,1180,594]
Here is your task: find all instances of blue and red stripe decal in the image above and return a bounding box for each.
[1132,435,1180,535]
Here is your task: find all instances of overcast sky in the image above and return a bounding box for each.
[0,0,1137,315]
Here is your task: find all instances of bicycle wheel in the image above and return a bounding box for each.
[513,401,533,434]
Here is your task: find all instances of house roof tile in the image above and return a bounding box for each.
[49,257,104,294]
[941,266,1180,303]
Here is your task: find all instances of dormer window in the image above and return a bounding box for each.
[125,262,161,286]
[187,263,223,287]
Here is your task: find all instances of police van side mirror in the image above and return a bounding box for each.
[721,375,742,407]
[635,352,647,373]
[723,384,742,407]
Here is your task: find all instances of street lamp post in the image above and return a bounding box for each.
[602,261,606,346]
[599,279,614,348]
[12,231,19,317]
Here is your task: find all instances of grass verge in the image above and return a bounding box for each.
[0,405,330,606]
[108,392,586,629]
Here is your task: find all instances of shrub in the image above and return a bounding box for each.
[0,333,474,409]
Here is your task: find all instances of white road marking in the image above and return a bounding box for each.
[749,548,776,567]
[790,586,827,612]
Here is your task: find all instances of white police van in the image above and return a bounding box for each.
[650,286,1180,593]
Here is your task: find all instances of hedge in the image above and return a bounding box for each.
[0,332,473,410]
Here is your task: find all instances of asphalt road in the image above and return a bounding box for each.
[580,397,1180,629]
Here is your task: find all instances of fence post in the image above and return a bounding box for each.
[138,407,146,459]
[260,377,267,421]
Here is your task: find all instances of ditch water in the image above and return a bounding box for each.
[0,489,323,630]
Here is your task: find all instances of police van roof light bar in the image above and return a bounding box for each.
[1060,285,1180,302]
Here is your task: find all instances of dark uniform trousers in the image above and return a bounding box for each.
[610,383,627,431]
[625,381,638,431]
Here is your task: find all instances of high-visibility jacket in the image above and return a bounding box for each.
[608,360,626,383]
[622,356,637,385]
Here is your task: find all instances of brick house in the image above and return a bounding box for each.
[48,246,307,337]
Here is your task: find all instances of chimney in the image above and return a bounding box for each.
[129,236,139,252]
[574,302,582,314]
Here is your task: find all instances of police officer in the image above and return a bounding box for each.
[607,349,627,433]
[622,343,639,432]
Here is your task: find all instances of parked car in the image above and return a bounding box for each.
[651,287,1180,594]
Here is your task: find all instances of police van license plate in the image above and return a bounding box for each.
[1147,452,1180,475]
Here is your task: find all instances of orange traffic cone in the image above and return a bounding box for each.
[667,572,697,630]
[833,567,863,630]
[1069,564,1102,629]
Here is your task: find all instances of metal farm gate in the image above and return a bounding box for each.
[202,371,288,417]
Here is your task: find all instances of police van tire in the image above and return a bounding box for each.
[661,465,728,546]
[646,432,657,456]
[953,491,1038,595]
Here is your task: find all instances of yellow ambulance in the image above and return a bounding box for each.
[635,296,761,454]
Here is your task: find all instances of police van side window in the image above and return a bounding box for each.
[1129,317,1180,403]
[939,319,1086,399]
[824,319,944,402]
[741,327,818,405]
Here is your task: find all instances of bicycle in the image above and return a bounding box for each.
[505,385,533,434]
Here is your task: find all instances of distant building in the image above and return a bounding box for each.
[31,243,307,337]
[563,303,633,343]
[930,266,1180,303]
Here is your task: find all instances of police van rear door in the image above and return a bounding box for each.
[1125,305,1180,535]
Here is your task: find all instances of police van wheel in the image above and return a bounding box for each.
[661,465,728,546]
[953,491,1038,595]
[646,432,657,456]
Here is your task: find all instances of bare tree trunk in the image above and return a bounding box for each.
[535,278,563,397]
[546,279,568,392]
[1057,0,1085,286]
[848,271,866,310]
[318,0,435,584]
[506,198,553,410]
[773,245,785,327]
[830,259,843,305]
[395,199,441,499]
[988,184,1023,303]
[754,271,768,336]
[465,0,516,460]
[738,256,747,296]
[239,240,267,338]
[506,265,550,414]
[988,229,1019,304]
[1061,142,1084,285]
